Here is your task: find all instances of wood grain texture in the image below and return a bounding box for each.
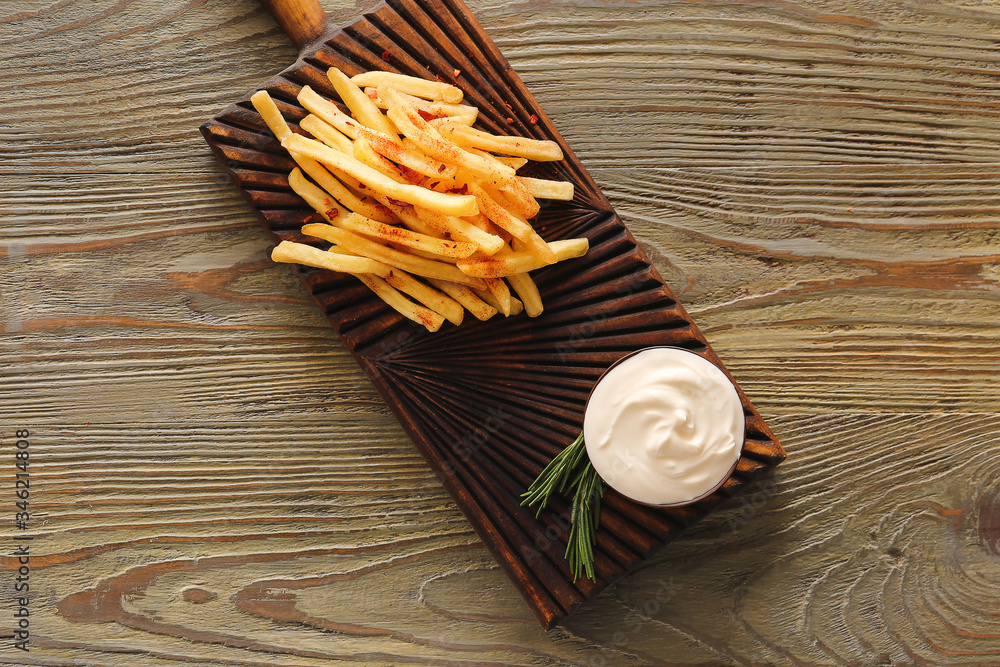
[1,0,999,662]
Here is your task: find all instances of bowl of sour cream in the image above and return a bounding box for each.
[582,346,744,507]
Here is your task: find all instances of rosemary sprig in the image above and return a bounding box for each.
[521,433,587,514]
[521,433,604,581]
[566,460,603,581]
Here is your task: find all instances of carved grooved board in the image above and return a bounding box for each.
[200,0,786,629]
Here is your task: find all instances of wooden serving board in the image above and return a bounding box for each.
[200,0,786,629]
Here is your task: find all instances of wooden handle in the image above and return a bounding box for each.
[259,0,328,49]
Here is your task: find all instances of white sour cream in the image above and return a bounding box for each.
[583,347,744,506]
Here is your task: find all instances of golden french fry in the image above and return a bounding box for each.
[330,205,462,264]
[327,67,400,140]
[287,167,351,224]
[457,238,589,277]
[473,287,524,316]
[324,168,371,200]
[341,212,476,258]
[271,240,389,276]
[462,146,528,171]
[434,121,563,161]
[300,87,454,181]
[299,114,355,155]
[290,157,396,224]
[520,176,574,201]
[506,271,543,317]
[353,137,408,183]
[508,295,525,316]
[452,167,537,220]
[405,247,461,264]
[466,181,555,263]
[495,176,541,220]
[302,222,485,288]
[426,278,497,321]
[298,86,366,140]
[381,85,516,186]
[370,137,457,181]
[359,195,472,265]
[359,191,471,262]
[302,86,413,167]
[364,193,439,234]
[357,273,444,332]
[381,270,464,326]
[283,134,478,217]
[413,206,505,255]
[293,153,396,223]
[250,90,293,142]
[329,231,461,266]
[492,155,528,170]
[364,87,477,124]
[352,71,463,103]
[483,277,512,316]
[472,286,499,310]
[459,211,510,241]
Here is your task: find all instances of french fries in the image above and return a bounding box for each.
[287,167,350,225]
[506,271,543,318]
[353,136,408,184]
[301,223,485,289]
[457,238,590,278]
[249,70,588,330]
[339,212,477,259]
[426,278,498,321]
[483,277,512,317]
[358,273,445,332]
[250,90,293,142]
[435,121,564,161]
[292,153,396,224]
[299,114,356,155]
[327,67,400,141]
[521,176,575,201]
[382,270,465,326]
[283,134,477,217]
[380,85,516,186]
[352,71,464,104]
[271,240,390,276]
[413,205,506,256]
[364,88,478,125]
[465,181,555,264]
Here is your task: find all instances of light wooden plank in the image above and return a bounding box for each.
[1,415,997,665]
[5,0,1000,173]
[2,0,999,662]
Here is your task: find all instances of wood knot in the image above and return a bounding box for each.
[182,587,218,604]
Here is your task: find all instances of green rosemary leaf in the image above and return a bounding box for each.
[521,432,604,582]
[520,432,585,517]
[565,462,602,582]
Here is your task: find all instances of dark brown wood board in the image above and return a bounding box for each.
[200,0,786,629]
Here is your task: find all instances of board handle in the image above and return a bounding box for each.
[259,0,329,49]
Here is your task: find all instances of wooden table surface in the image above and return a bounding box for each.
[3,0,1000,664]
